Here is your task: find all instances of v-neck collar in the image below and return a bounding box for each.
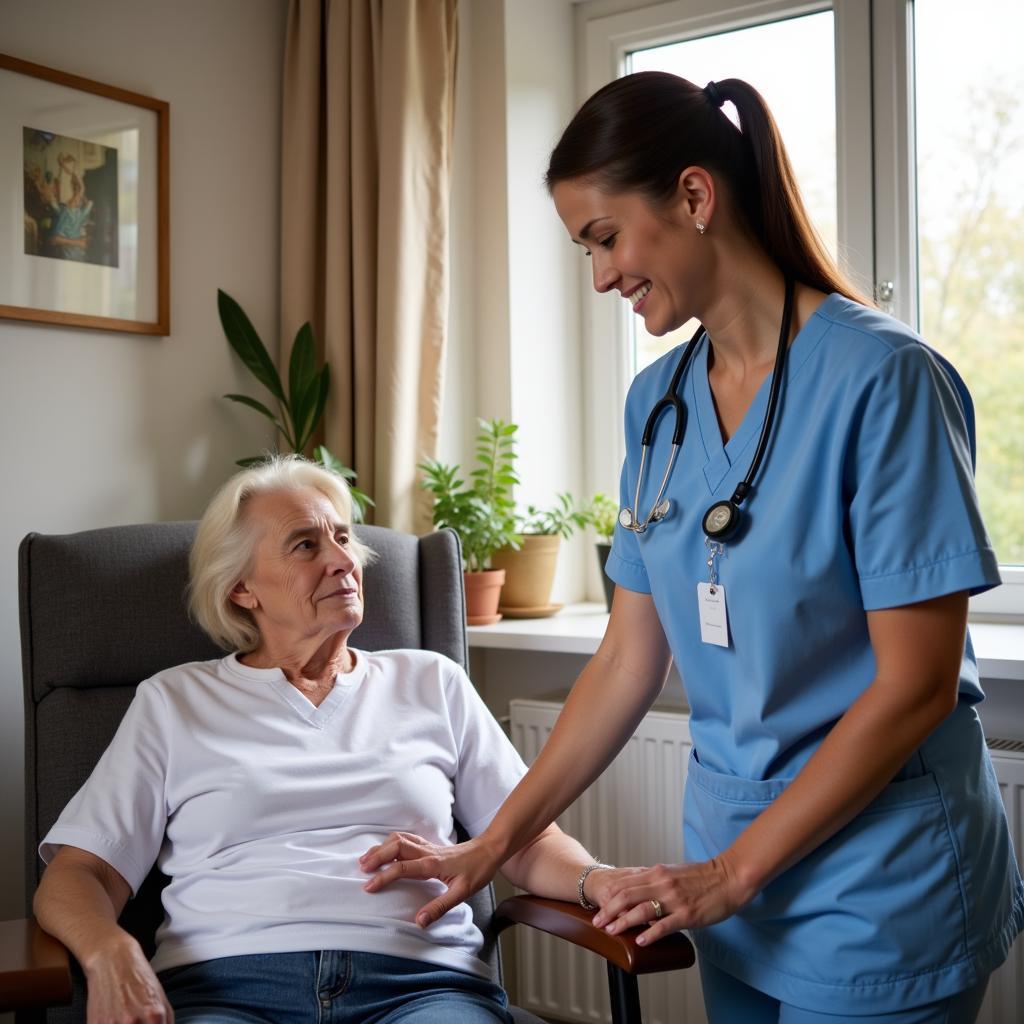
[225,649,368,729]
[693,293,837,494]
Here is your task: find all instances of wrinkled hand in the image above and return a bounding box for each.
[360,832,502,928]
[83,936,174,1024]
[589,857,754,946]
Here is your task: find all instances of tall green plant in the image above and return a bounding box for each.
[419,419,521,572]
[217,289,373,521]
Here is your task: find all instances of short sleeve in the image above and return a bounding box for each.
[845,344,1001,610]
[445,665,527,837]
[39,680,169,894]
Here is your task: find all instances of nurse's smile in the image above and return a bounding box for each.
[626,281,652,312]
[551,176,711,338]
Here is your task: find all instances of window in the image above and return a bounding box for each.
[629,11,837,373]
[914,0,1024,574]
[579,0,1022,616]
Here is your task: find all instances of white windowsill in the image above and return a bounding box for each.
[468,603,1024,683]
[468,603,610,656]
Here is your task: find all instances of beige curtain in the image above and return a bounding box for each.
[281,0,458,534]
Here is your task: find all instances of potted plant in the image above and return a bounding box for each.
[585,492,618,612]
[491,493,589,617]
[419,419,521,625]
[217,289,373,520]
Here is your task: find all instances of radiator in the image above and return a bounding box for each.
[508,699,1024,1024]
[983,741,1024,1024]
[509,699,703,1024]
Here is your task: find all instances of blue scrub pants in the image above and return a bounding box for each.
[699,958,990,1023]
[159,950,512,1023]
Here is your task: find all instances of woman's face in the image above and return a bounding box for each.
[552,178,707,337]
[231,486,364,647]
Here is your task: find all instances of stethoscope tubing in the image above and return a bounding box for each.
[734,277,794,505]
[629,322,704,530]
[639,322,703,448]
[621,277,795,538]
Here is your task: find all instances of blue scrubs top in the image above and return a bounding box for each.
[606,294,1024,1012]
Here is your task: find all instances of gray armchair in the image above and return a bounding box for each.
[3,521,693,1024]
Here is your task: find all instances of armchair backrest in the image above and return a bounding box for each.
[19,521,488,1021]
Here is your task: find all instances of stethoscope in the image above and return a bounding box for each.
[618,277,795,543]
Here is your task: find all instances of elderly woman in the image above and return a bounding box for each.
[34,457,613,1024]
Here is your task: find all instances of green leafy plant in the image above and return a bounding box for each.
[584,492,619,544]
[518,492,589,539]
[217,288,373,521]
[419,419,521,572]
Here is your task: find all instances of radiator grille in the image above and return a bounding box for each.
[509,700,703,1024]
[988,737,1024,755]
[982,745,1024,1022]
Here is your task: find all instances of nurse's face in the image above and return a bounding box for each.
[552,176,709,337]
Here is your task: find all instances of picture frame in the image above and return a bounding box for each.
[0,53,169,335]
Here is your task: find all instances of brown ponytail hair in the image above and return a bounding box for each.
[546,71,870,305]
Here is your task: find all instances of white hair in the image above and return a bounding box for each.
[188,455,374,652]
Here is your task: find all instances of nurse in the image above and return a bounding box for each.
[361,72,1024,1022]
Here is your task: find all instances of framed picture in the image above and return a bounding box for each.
[0,54,169,335]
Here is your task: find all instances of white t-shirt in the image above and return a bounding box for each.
[40,649,527,978]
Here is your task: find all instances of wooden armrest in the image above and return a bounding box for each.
[493,895,695,975]
[0,917,73,1011]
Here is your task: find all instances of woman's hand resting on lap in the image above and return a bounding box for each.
[360,832,504,928]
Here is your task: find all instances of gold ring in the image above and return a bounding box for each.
[649,898,664,920]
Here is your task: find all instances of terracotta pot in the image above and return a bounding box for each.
[464,568,505,626]
[490,534,561,615]
[595,542,615,612]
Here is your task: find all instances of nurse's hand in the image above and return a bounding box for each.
[590,856,753,946]
[360,831,503,927]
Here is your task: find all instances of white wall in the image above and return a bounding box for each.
[0,0,288,920]
[442,0,587,602]
[503,0,585,600]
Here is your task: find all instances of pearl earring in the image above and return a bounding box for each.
[696,221,707,235]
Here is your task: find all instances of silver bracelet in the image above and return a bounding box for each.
[577,862,614,911]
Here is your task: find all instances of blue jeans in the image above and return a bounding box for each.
[699,957,990,1023]
[159,950,513,1024]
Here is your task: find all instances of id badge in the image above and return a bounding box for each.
[697,582,729,647]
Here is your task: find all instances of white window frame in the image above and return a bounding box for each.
[577,0,1023,619]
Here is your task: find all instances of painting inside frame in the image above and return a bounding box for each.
[0,56,166,333]
[24,127,120,268]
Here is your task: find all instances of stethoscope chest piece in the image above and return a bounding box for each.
[619,499,671,534]
[702,500,742,542]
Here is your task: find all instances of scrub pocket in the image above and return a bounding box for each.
[684,749,972,1012]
